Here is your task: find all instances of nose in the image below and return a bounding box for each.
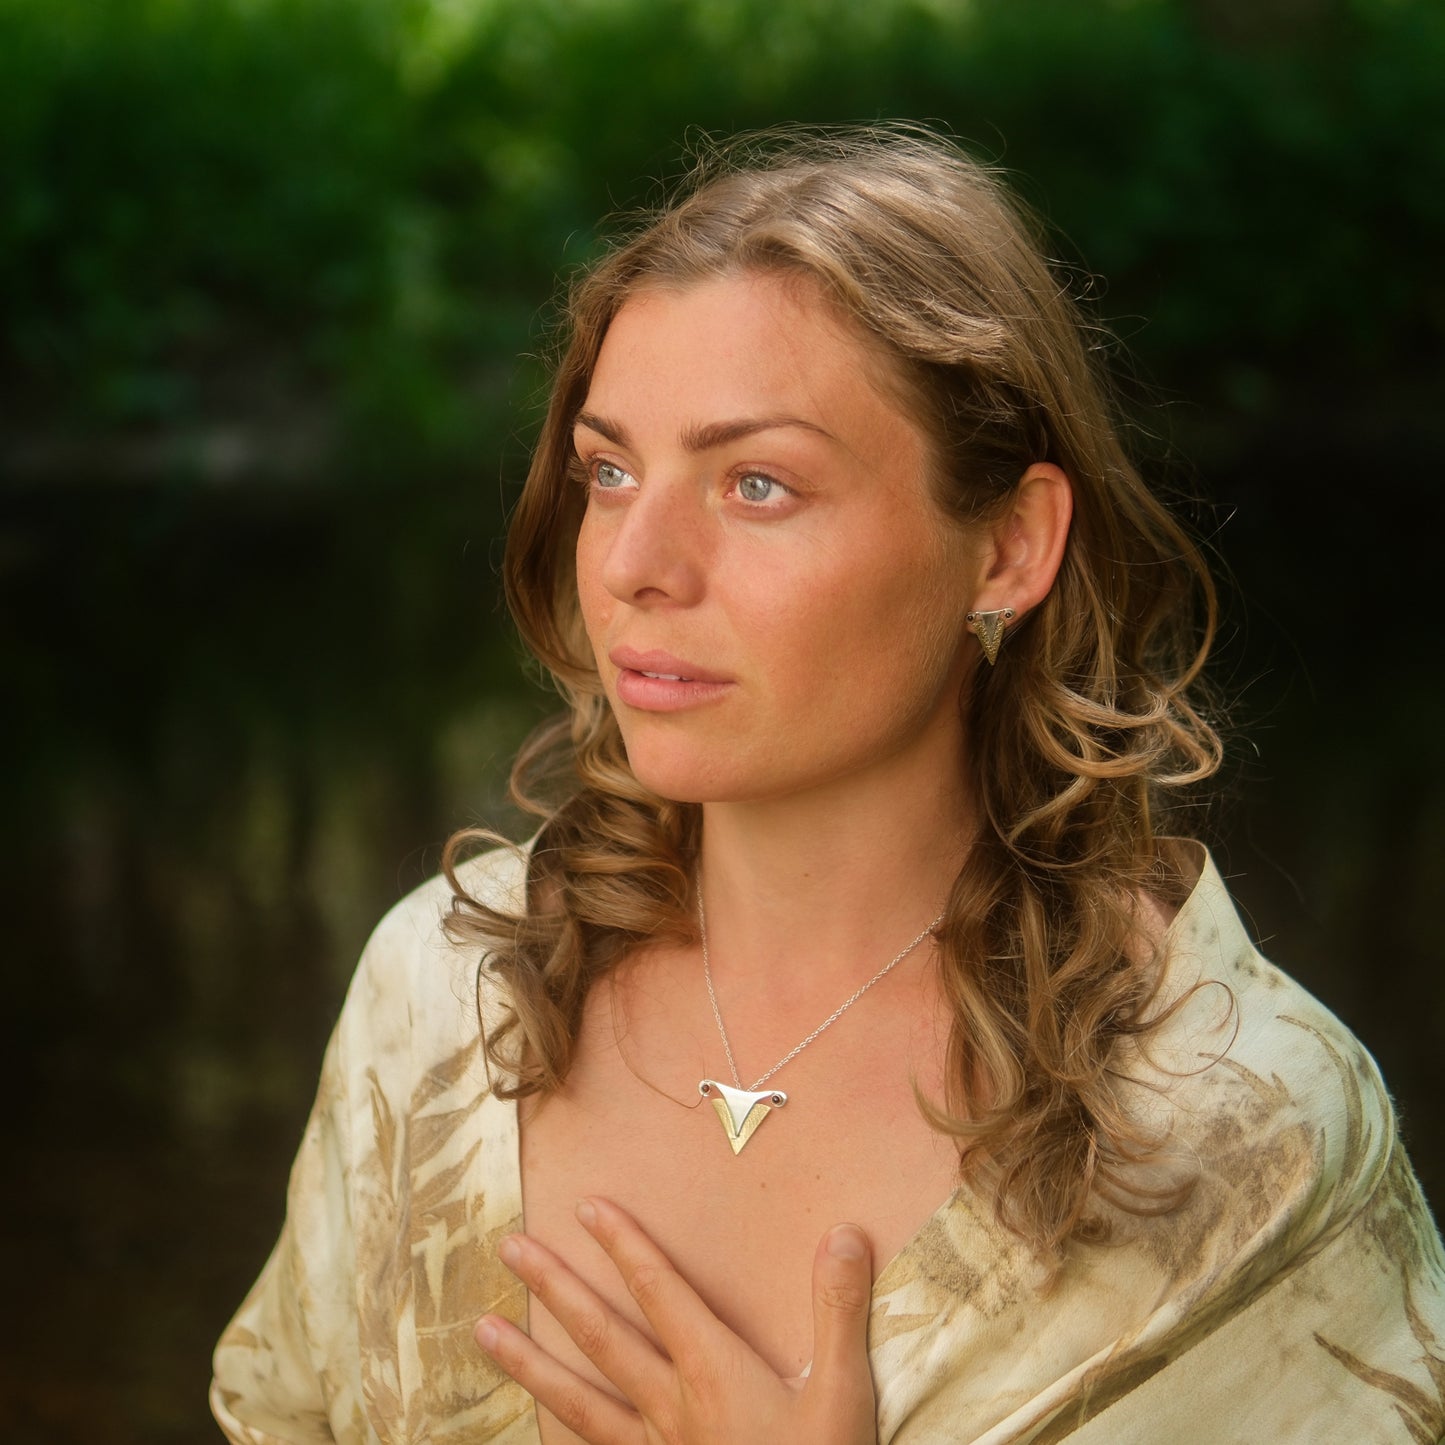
[597,476,708,608]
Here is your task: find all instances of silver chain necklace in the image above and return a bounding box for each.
[696,888,944,1154]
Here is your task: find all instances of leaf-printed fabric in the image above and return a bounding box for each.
[211,845,1445,1443]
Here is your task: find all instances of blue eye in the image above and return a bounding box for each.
[594,461,632,489]
[737,473,780,503]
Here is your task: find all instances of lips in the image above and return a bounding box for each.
[608,647,730,685]
[608,646,734,712]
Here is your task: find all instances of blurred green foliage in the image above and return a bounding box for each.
[3,0,1442,484]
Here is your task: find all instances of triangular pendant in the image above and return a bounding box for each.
[699,1080,788,1154]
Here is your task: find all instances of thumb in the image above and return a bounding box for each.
[808,1224,876,1406]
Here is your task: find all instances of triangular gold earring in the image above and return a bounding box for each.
[966,607,1016,665]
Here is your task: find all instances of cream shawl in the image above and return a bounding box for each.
[211,847,1445,1443]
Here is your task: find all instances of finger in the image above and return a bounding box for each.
[496,1231,672,1407]
[576,1197,743,1376]
[805,1224,875,1408]
[475,1313,642,1445]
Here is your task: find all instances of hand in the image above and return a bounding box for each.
[474,1195,878,1445]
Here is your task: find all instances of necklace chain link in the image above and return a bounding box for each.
[698,889,945,1091]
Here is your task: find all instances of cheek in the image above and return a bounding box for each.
[797,551,969,689]
[574,522,610,646]
[906,571,974,678]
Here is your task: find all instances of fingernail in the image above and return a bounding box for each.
[576,1198,598,1229]
[827,1225,866,1260]
[498,1235,522,1269]
[475,1318,499,1351]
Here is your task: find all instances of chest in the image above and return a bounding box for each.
[517,965,959,1442]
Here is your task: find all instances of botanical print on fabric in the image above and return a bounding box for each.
[212,846,1445,1444]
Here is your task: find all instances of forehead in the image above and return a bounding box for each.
[581,271,919,444]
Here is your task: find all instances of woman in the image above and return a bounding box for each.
[212,127,1445,1444]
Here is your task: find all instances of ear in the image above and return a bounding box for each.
[971,462,1072,616]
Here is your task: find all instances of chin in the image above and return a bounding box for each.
[624,747,835,809]
[617,736,749,805]
[625,755,732,806]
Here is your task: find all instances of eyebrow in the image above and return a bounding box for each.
[573,410,836,452]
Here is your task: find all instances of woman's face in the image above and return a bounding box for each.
[573,270,986,807]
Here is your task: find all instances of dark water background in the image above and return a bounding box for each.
[4,1,1444,1439]
[6,413,1442,1444]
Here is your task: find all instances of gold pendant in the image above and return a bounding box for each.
[699,1080,787,1154]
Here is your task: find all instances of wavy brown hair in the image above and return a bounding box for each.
[445,125,1224,1262]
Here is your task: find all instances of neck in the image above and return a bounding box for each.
[695,764,973,1000]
